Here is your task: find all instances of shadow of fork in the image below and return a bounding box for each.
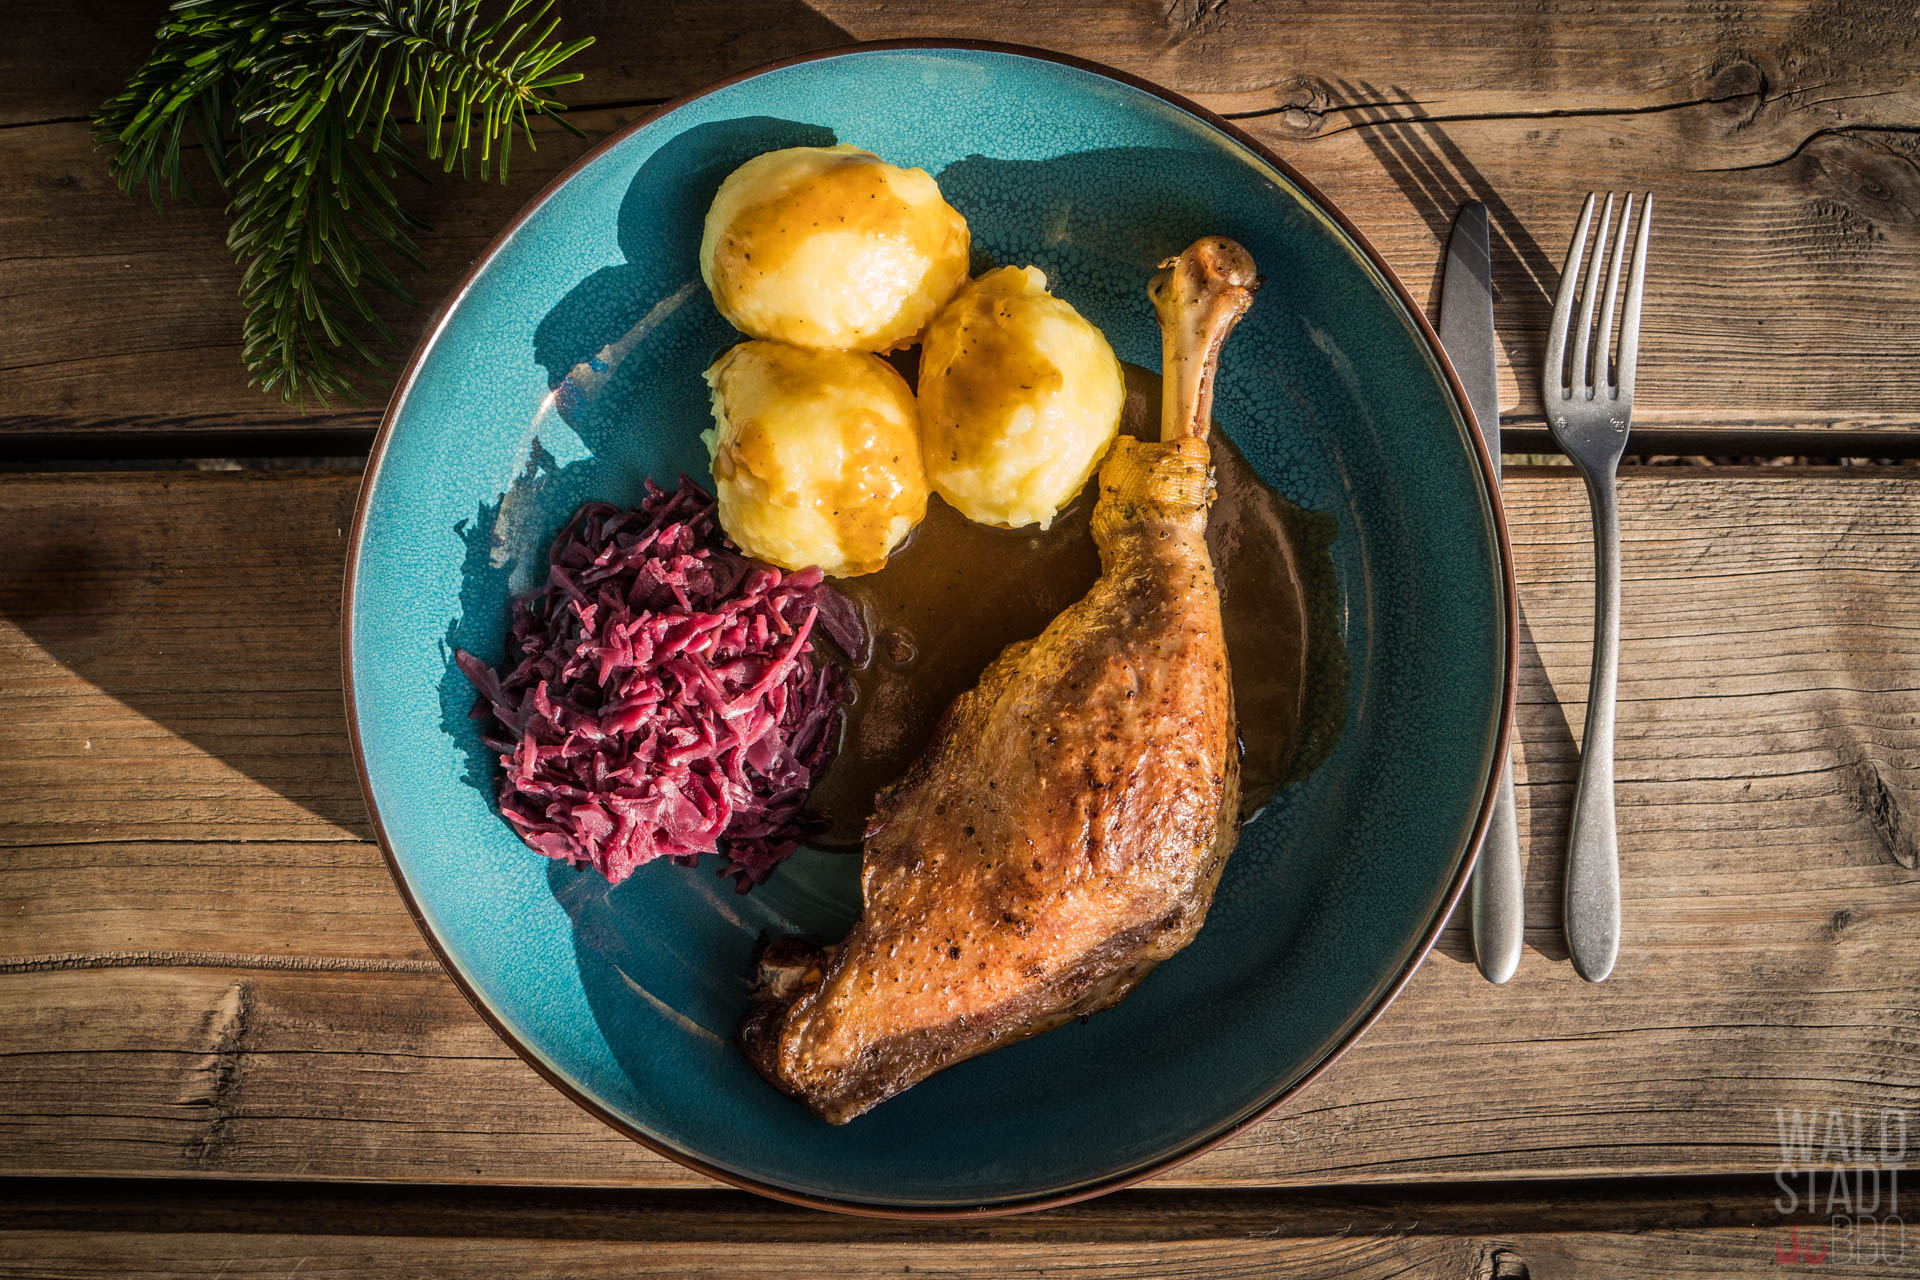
[1323,79,1560,395]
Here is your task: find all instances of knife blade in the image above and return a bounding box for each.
[1439,202,1524,985]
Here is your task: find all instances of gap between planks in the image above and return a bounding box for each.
[0,1175,1904,1279]
[0,1172,1855,1237]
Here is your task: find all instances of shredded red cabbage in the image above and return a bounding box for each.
[456,478,851,890]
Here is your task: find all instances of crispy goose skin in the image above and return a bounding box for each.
[743,238,1259,1123]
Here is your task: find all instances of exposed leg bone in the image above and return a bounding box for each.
[1151,237,1259,443]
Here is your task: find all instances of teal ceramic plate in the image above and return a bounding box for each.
[345,41,1513,1216]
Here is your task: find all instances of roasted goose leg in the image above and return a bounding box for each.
[743,238,1259,1123]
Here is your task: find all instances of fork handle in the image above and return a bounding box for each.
[1566,469,1622,981]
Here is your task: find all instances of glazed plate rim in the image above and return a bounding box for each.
[341,38,1518,1218]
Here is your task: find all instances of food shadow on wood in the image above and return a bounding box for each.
[1325,80,1558,395]
[1515,600,1575,962]
[0,484,372,835]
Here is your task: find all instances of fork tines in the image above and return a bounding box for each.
[1544,192,1652,405]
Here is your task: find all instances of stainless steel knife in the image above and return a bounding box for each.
[1439,201,1524,984]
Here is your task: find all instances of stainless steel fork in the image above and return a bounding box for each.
[1543,192,1651,983]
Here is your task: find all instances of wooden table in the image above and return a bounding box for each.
[3,2,1916,1275]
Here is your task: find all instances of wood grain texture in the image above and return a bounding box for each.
[21,0,1909,127]
[0,1179,1897,1279]
[0,1229,1888,1278]
[2,468,1918,1191]
[4,0,1916,440]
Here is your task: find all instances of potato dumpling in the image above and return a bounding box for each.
[700,144,971,352]
[703,341,928,577]
[917,266,1125,529]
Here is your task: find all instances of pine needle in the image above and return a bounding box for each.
[93,0,593,407]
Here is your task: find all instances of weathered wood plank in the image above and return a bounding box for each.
[17,0,1913,126]
[0,1228,1886,1276]
[0,1178,1898,1277]
[1,468,1917,1189]
[0,1230,1874,1278]
[4,1,1916,441]
[0,1178,1897,1278]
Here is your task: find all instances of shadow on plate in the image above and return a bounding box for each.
[433,115,888,1091]
[437,115,836,811]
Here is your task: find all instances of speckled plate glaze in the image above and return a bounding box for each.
[345,42,1514,1216]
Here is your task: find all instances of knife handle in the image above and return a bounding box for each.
[1471,761,1524,983]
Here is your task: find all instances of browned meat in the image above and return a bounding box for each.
[742,238,1259,1123]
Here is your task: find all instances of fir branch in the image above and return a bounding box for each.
[93,0,592,407]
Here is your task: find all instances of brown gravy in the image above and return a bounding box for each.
[804,363,1344,849]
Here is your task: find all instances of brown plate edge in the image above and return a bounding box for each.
[339,37,1520,1220]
